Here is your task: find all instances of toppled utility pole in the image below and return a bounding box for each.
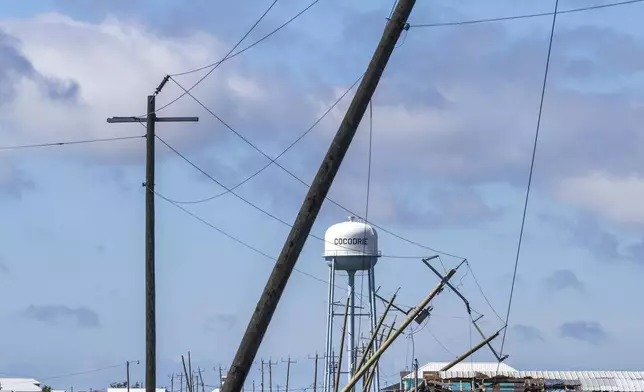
[221,1,416,390]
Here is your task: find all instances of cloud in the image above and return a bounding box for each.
[538,213,643,264]
[511,324,544,342]
[3,11,644,231]
[556,172,644,226]
[543,270,585,293]
[559,321,608,345]
[22,304,101,328]
[0,159,35,199]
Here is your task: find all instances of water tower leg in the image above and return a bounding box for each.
[324,260,336,392]
[347,270,356,389]
[368,267,380,392]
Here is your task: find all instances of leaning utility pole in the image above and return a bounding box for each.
[220,0,416,390]
[107,83,199,392]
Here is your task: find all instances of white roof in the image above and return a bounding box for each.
[403,362,517,378]
[405,363,644,392]
[518,371,644,392]
[0,378,42,392]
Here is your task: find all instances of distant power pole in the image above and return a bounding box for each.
[261,360,265,392]
[127,360,140,392]
[220,0,417,390]
[107,83,199,392]
[282,357,296,392]
[170,374,174,392]
[177,373,184,392]
[307,354,318,392]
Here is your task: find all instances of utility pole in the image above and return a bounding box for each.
[198,368,205,392]
[127,360,140,392]
[261,360,265,392]
[170,374,174,392]
[220,0,416,390]
[308,354,318,392]
[219,365,224,387]
[282,357,296,392]
[178,373,184,392]
[268,359,278,392]
[107,83,199,392]
[414,359,419,392]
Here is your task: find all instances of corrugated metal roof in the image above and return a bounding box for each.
[404,362,518,379]
[403,363,644,391]
[517,371,644,392]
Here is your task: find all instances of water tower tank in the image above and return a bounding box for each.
[324,216,381,271]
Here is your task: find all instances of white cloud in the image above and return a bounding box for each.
[556,172,644,225]
[0,13,260,162]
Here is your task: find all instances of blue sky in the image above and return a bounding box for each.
[1,0,643,390]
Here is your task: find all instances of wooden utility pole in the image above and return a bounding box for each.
[107,87,198,392]
[127,360,140,392]
[220,1,416,390]
[282,357,296,392]
[268,359,278,392]
[308,354,318,392]
[198,368,206,392]
[181,355,192,392]
[342,269,456,392]
[261,360,265,392]
[178,373,184,392]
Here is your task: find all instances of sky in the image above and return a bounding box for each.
[1,0,643,390]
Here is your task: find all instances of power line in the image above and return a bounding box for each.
[149,0,281,117]
[153,187,399,298]
[170,0,321,78]
[0,135,145,150]
[155,135,429,261]
[410,0,644,28]
[3,363,127,386]
[167,73,365,205]
[153,188,329,286]
[150,0,321,118]
[167,75,466,260]
[465,261,504,324]
[498,0,559,369]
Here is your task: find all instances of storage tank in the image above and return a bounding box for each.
[324,215,381,270]
[323,216,381,392]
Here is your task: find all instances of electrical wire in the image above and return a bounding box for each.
[466,261,504,323]
[428,329,458,358]
[167,73,364,205]
[497,0,559,370]
[167,75,466,260]
[155,135,427,267]
[410,0,644,28]
[357,99,374,349]
[2,363,127,386]
[0,135,145,150]
[170,0,320,78]
[153,188,331,287]
[149,0,321,119]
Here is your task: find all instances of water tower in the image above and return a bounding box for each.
[323,216,381,392]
